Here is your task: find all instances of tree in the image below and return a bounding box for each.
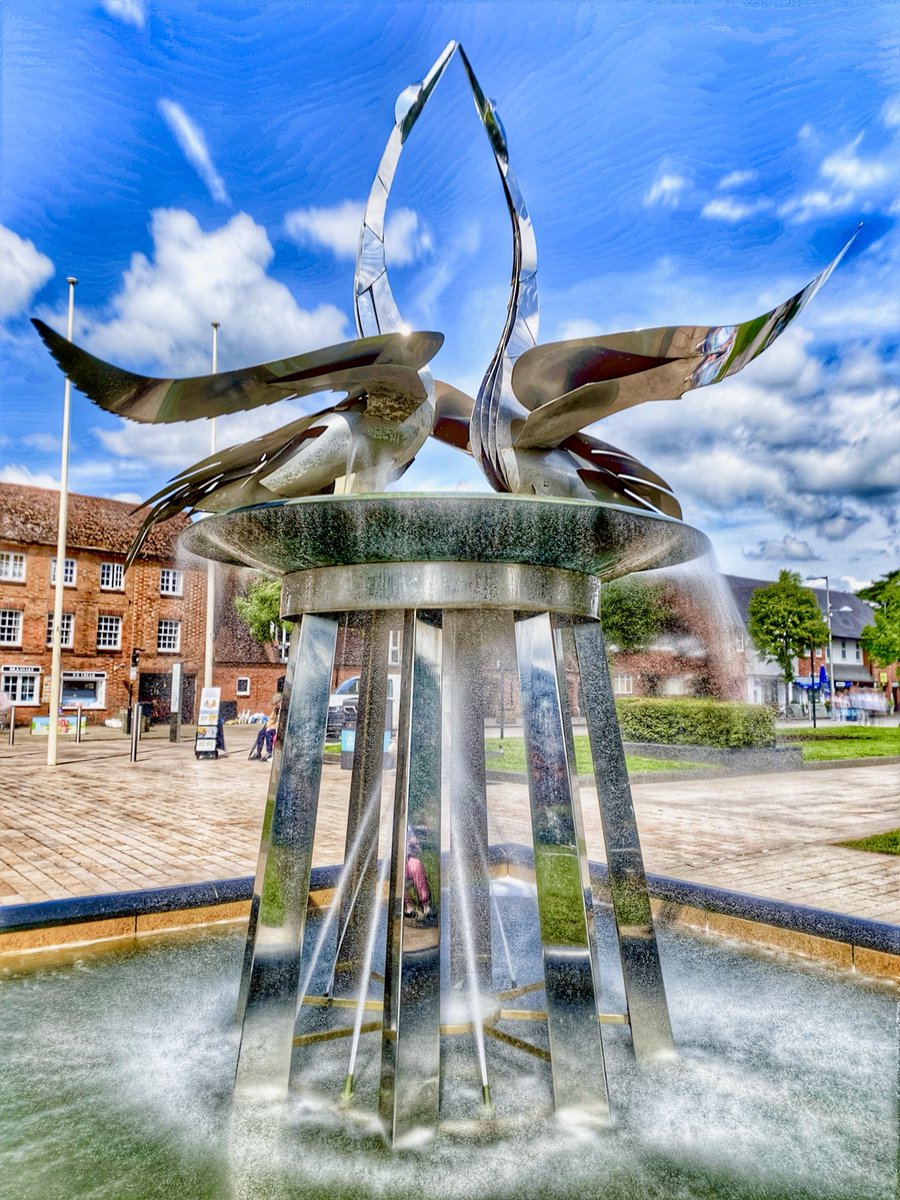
[233,575,289,645]
[858,570,900,666]
[600,577,668,652]
[747,570,830,702]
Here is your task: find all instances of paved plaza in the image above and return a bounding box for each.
[0,724,898,926]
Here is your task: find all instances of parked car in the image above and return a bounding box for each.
[326,674,399,738]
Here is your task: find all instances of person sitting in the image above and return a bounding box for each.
[250,702,280,760]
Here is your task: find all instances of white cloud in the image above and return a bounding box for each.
[701,197,770,222]
[841,574,872,592]
[820,135,888,190]
[110,491,144,504]
[0,463,59,489]
[643,171,688,208]
[158,100,230,205]
[284,200,433,266]
[882,95,900,129]
[0,226,54,319]
[777,189,855,223]
[21,432,60,452]
[717,169,757,190]
[59,208,348,375]
[101,0,146,26]
[743,536,822,562]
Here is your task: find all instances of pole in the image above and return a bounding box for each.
[824,576,837,719]
[809,644,817,729]
[7,705,15,746]
[47,277,78,767]
[130,702,142,762]
[203,322,219,692]
[75,704,83,743]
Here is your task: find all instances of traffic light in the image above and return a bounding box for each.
[131,648,141,668]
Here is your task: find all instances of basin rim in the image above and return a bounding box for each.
[178,493,709,582]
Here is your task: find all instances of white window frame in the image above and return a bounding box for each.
[613,673,634,695]
[46,612,74,648]
[61,672,106,710]
[157,618,181,653]
[388,629,401,666]
[0,552,26,583]
[855,643,861,662]
[0,610,23,646]
[99,561,124,591]
[159,568,183,597]
[840,640,847,660]
[1,670,39,705]
[236,676,251,697]
[96,614,122,650]
[50,557,77,586]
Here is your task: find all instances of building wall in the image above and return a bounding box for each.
[0,487,206,726]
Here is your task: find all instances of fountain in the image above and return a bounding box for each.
[32,43,862,1153]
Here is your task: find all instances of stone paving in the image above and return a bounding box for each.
[0,724,898,925]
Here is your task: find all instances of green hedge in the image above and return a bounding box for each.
[615,697,776,748]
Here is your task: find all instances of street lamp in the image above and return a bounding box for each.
[804,575,852,718]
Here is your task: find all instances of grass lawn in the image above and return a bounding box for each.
[780,725,900,761]
[839,829,900,856]
[485,735,712,775]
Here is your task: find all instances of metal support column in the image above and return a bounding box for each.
[333,610,392,993]
[574,618,674,1061]
[236,620,301,1024]
[379,612,442,1142]
[515,612,610,1120]
[234,613,338,1096]
[442,609,492,990]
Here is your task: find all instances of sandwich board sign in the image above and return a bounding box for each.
[195,686,221,758]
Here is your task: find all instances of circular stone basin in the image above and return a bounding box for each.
[179,493,710,581]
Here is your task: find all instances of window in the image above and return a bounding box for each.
[1,671,38,705]
[840,640,847,660]
[613,673,634,695]
[159,568,183,596]
[96,615,122,650]
[46,612,74,648]
[855,643,861,662]
[236,676,251,697]
[100,561,124,591]
[279,640,290,662]
[50,557,77,586]
[815,648,823,659]
[61,672,106,709]
[0,552,26,582]
[157,619,181,653]
[0,610,22,646]
[388,629,402,666]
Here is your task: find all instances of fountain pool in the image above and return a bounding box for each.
[0,886,895,1200]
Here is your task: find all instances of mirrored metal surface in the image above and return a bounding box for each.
[235,617,302,1025]
[379,613,443,1141]
[442,610,491,990]
[573,617,674,1061]
[515,611,610,1120]
[233,614,338,1096]
[333,611,393,995]
[511,234,857,452]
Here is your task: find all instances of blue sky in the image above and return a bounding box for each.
[1,0,898,589]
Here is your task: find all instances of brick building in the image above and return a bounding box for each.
[212,567,288,718]
[0,483,206,727]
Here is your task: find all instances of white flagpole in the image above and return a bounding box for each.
[47,277,78,767]
[203,321,220,691]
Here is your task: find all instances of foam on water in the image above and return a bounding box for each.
[0,918,896,1200]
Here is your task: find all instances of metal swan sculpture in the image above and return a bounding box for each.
[431,48,857,514]
[32,42,460,568]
